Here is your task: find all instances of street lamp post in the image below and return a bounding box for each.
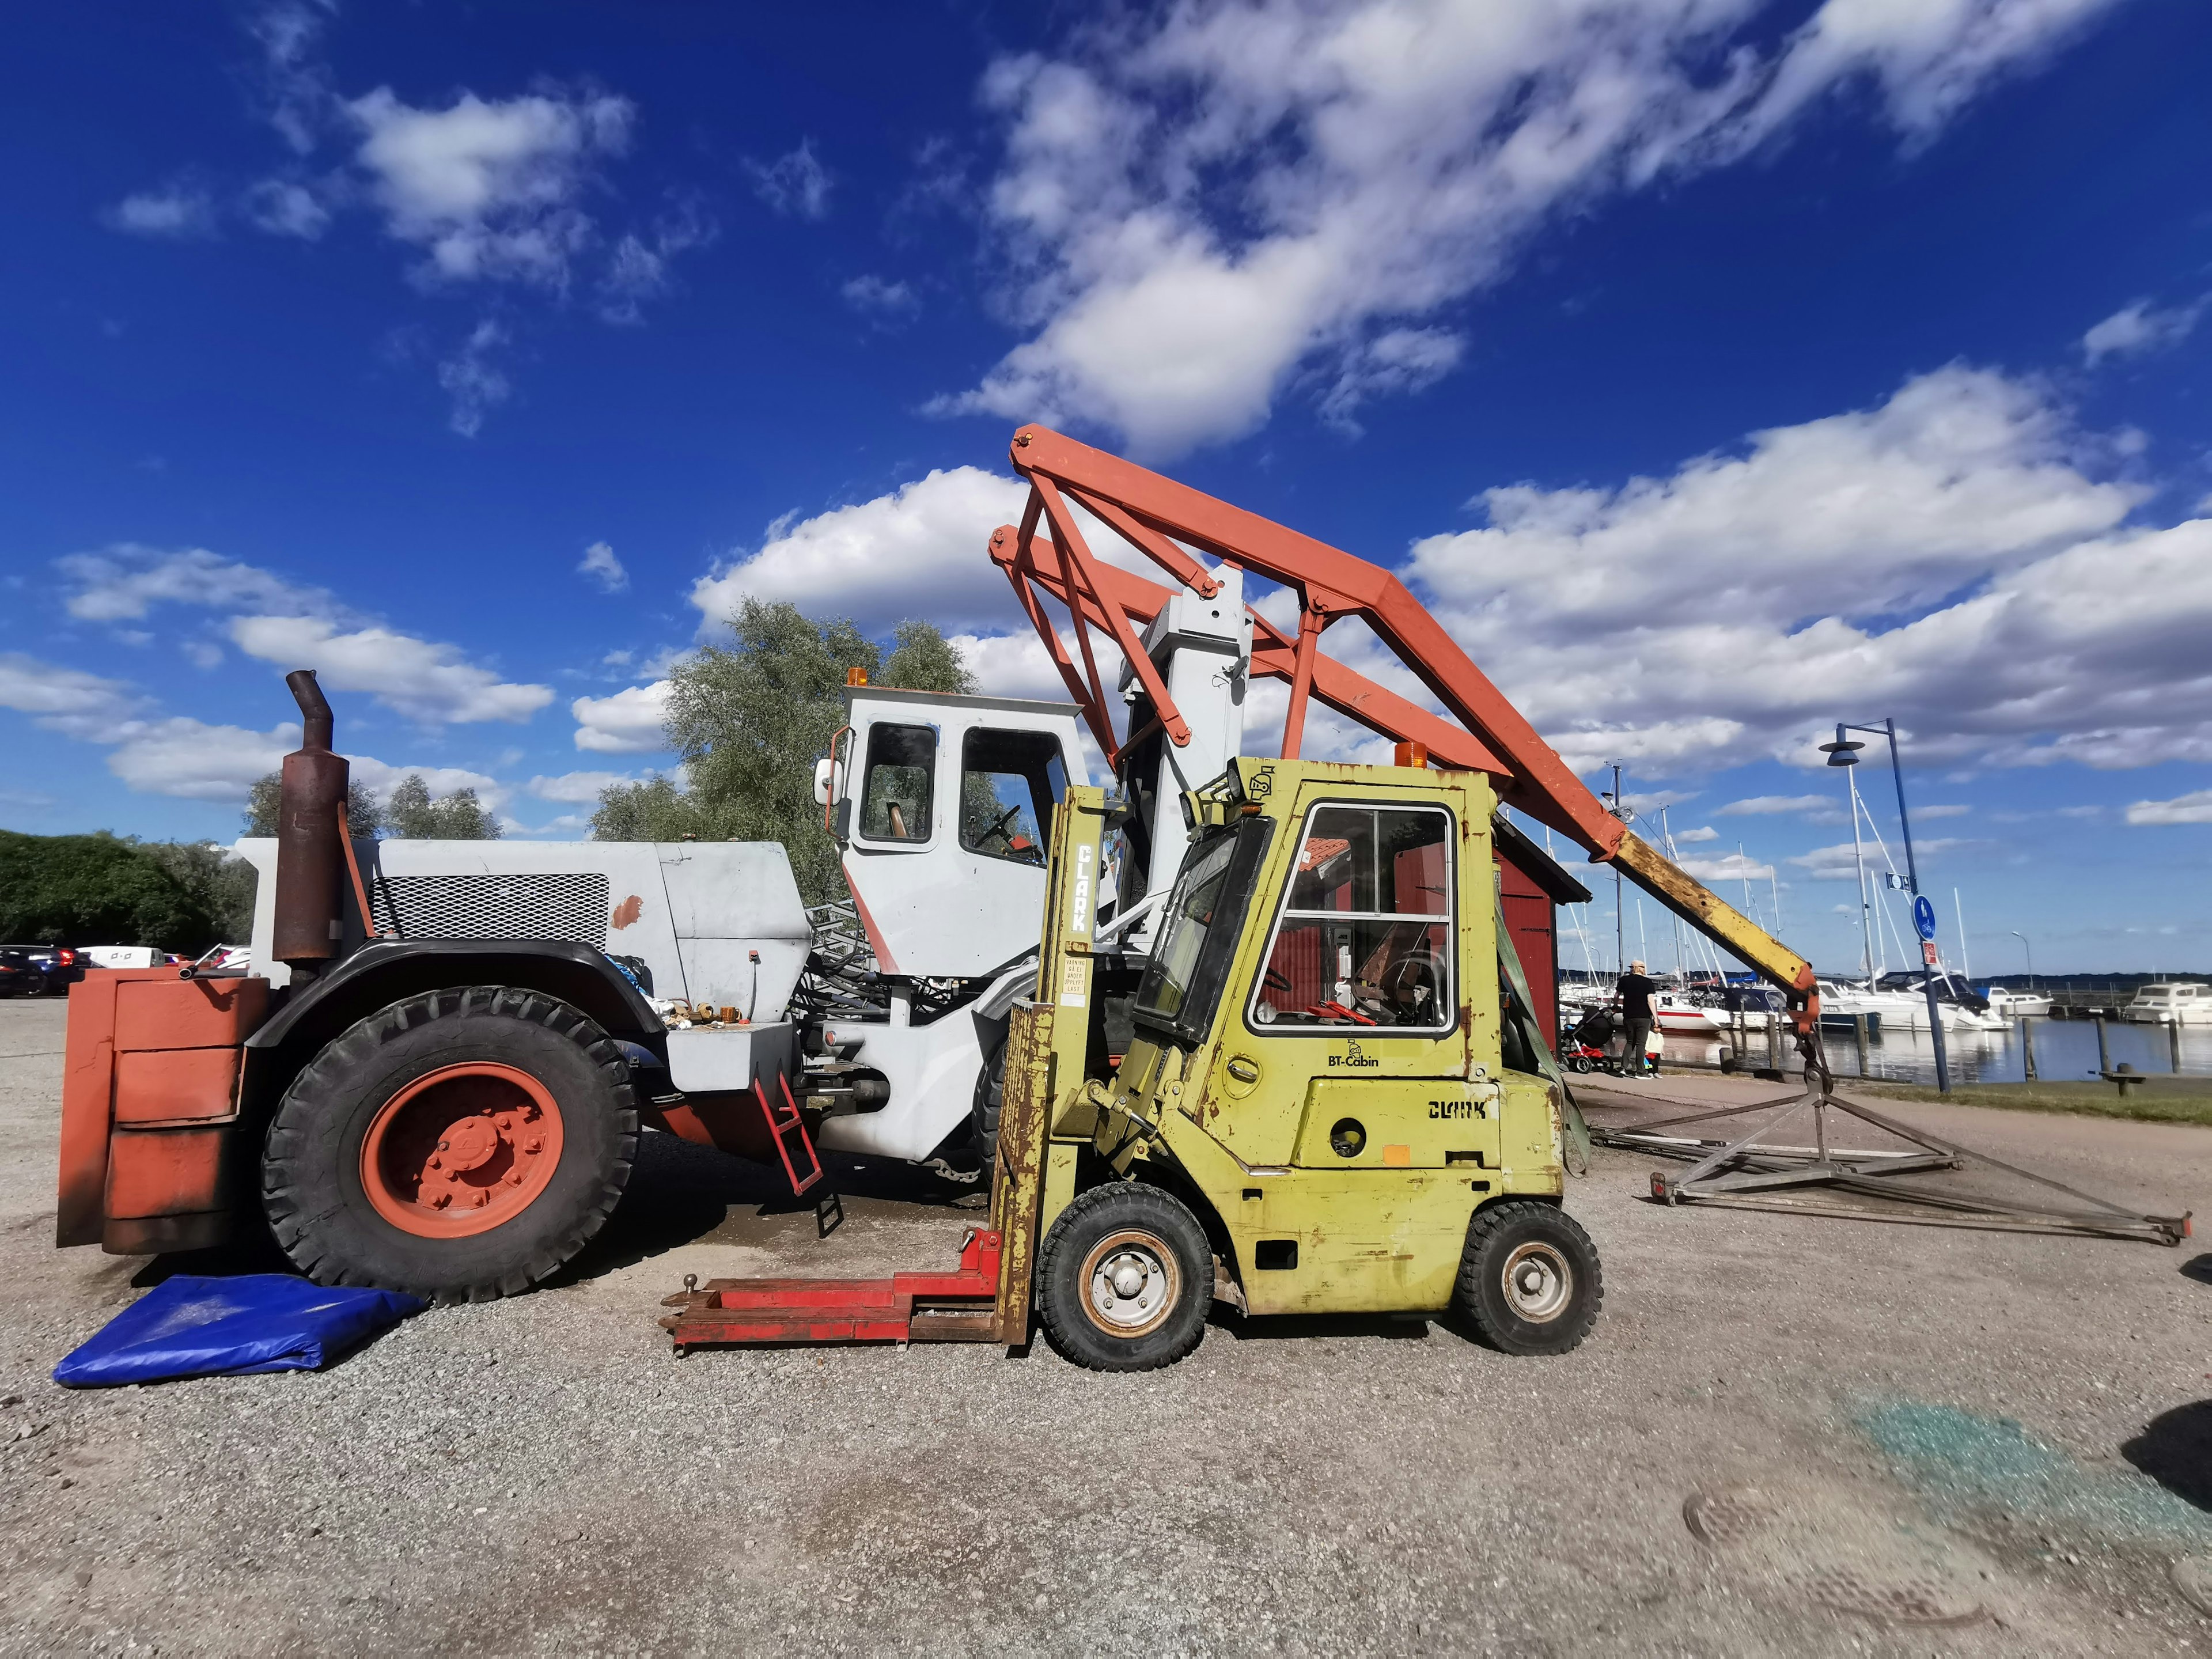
[2010,930,2033,986]
[1821,718,1951,1094]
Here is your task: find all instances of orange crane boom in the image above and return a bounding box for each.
[990,423,1819,1019]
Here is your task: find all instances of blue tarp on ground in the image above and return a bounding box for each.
[54,1275,426,1387]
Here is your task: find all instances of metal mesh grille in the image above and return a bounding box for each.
[371,873,609,948]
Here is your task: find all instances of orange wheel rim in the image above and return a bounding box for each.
[359,1062,565,1238]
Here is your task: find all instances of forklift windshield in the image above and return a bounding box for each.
[1132,815,1274,1046]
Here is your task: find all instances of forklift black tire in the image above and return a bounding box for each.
[263,986,639,1305]
[1037,1183,1211,1372]
[969,1036,1008,1169]
[1456,1200,1601,1357]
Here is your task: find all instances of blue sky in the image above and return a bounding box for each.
[2,0,2208,975]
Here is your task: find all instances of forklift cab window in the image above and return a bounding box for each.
[960,728,1066,866]
[1132,815,1275,1046]
[858,723,935,842]
[1250,804,1453,1032]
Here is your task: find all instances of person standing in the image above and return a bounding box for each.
[1615,959,1658,1077]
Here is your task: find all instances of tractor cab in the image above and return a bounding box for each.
[816,685,1091,979]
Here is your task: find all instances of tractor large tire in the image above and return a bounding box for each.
[263,986,638,1304]
[1036,1183,1211,1372]
[968,1036,1008,1169]
[1455,1200,1601,1357]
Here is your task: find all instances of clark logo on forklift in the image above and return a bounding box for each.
[1069,843,1092,935]
[1329,1039,1380,1070]
[1429,1099,1482,1120]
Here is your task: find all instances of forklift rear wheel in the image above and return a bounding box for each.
[1037,1183,1211,1372]
[1456,1201,1601,1357]
[263,986,639,1304]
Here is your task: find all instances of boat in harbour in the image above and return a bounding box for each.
[1982,984,2052,1019]
[2122,982,2212,1025]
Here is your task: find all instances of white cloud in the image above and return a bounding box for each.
[572,681,670,753]
[842,274,920,318]
[577,540,628,593]
[1915,802,1971,819]
[248,0,339,154]
[1730,0,2121,145]
[106,718,296,801]
[60,544,327,622]
[348,85,634,287]
[0,652,144,739]
[350,757,507,811]
[228,615,553,725]
[746,140,832,219]
[1790,835,1968,879]
[2125,790,2212,827]
[438,319,512,437]
[55,544,551,728]
[2081,298,2202,365]
[599,198,714,324]
[243,176,335,239]
[1401,366,2212,774]
[946,0,2121,453]
[527,769,633,803]
[1673,824,1719,843]
[1680,851,1775,885]
[1719,794,1833,816]
[691,467,1032,638]
[103,184,218,238]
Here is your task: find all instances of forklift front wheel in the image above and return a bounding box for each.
[1037,1183,1212,1372]
[1456,1201,1602,1357]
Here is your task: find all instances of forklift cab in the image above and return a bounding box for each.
[1085,756,1565,1319]
[819,686,1092,979]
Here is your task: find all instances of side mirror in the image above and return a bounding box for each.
[813,756,834,808]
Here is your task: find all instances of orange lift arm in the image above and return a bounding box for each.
[990,424,1818,1011]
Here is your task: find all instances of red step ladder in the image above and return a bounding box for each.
[753,1075,823,1197]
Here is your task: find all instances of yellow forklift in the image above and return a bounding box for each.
[664,755,1602,1370]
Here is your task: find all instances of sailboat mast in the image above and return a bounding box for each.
[1848,763,1873,983]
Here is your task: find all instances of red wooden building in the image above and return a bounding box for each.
[1493,816,1593,1051]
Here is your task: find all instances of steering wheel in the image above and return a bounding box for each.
[1263,967,1293,993]
[1381,949,1441,1007]
[983,802,1027,846]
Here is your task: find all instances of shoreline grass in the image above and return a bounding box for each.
[1842,1075,2212,1128]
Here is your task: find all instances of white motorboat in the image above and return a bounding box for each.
[1652,991,1721,1036]
[1982,985,2051,1019]
[2123,982,2212,1025]
[1830,978,2007,1032]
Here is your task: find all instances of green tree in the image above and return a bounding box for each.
[141,840,259,944]
[0,831,222,952]
[244,772,385,838]
[590,600,972,902]
[384,775,501,839]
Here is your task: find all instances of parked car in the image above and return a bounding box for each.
[0,950,43,998]
[0,945,86,997]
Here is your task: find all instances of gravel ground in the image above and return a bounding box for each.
[3,995,2210,1656]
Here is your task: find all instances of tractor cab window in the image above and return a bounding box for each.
[960,728,1066,866]
[859,723,936,842]
[1250,804,1453,1032]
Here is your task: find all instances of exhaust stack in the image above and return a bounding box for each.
[271,669,350,975]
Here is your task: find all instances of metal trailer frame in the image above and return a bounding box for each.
[1590,1072,2189,1245]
